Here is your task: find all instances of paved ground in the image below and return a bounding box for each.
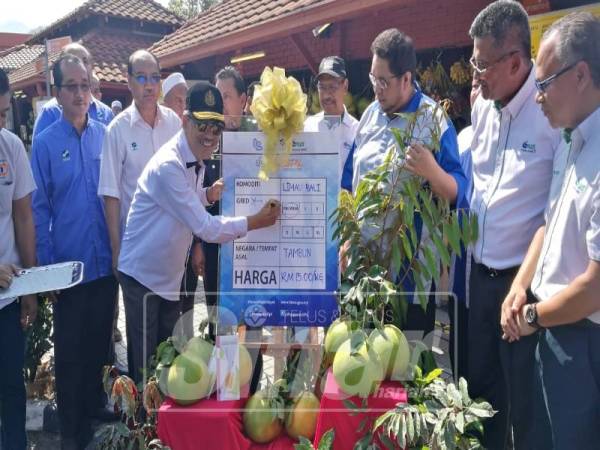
[24,280,453,449]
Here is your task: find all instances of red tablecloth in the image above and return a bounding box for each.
[158,395,297,450]
[158,371,407,450]
[313,370,407,449]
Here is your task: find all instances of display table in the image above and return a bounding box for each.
[313,370,407,449]
[157,395,296,450]
[157,371,407,450]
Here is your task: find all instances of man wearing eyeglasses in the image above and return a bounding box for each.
[33,43,113,138]
[30,54,117,450]
[99,50,180,281]
[117,82,281,384]
[341,28,467,338]
[305,56,358,181]
[499,12,600,449]
[466,2,561,449]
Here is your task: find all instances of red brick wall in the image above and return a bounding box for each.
[219,0,490,78]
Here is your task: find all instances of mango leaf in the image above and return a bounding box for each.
[391,238,402,271]
[317,429,335,450]
[294,437,314,450]
[422,246,439,284]
[444,220,461,255]
[470,213,479,243]
[373,410,394,433]
[379,433,396,450]
[424,368,443,384]
[353,432,373,450]
[400,231,413,261]
[467,401,495,419]
[357,417,369,434]
[456,411,465,434]
[432,233,451,268]
[406,409,415,443]
[343,399,360,412]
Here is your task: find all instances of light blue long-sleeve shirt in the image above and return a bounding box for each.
[33,97,113,139]
[31,114,112,283]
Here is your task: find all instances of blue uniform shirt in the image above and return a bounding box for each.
[341,88,468,299]
[33,97,113,138]
[31,114,112,283]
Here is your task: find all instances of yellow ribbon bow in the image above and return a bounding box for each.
[250,67,307,179]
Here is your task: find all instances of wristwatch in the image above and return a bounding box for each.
[525,304,540,328]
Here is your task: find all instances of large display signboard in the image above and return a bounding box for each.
[219,131,340,328]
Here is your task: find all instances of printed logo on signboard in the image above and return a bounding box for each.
[252,138,263,152]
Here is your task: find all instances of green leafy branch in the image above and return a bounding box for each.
[372,369,495,450]
[332,101,477,328]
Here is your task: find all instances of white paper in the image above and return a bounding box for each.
[216,334,240,401]
[0,262,84,300]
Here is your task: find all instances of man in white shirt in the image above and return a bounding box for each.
[99,50,181,346]
[501,13,600,449]
[117,82,281,383]
[304,56,358,181]
[99,50,181,272]
[0,68,37,450]
[456,78,480,201]
[467,2,561,449]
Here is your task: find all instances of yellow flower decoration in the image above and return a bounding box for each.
[250,67,307,179]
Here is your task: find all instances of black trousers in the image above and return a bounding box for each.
[468,260,538,450]
[118,272,181,384]
[54,275,117,449]
[448,295,469,380]
[0,301,27,450]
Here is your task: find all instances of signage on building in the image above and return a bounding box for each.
[529,4,600,57]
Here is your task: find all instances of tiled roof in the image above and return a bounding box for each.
[0,33,31,52]
[29,0,182,43]
[0,45,45,72]
[84,30,159,83]
[151,0,326,58]
[9,30,159,87]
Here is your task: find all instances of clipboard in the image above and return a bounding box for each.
[0,262,84,300]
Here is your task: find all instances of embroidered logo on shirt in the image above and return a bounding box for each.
[521,141,536,153]
[574,178,588,194]
[131,142,138,151]
[61,150,70,161]
[0,160,8,178]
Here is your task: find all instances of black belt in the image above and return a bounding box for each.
[473,260,519,278]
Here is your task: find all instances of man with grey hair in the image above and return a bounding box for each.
[33,43,113,137]
[501,12,600,448]
[467,1,561,449]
